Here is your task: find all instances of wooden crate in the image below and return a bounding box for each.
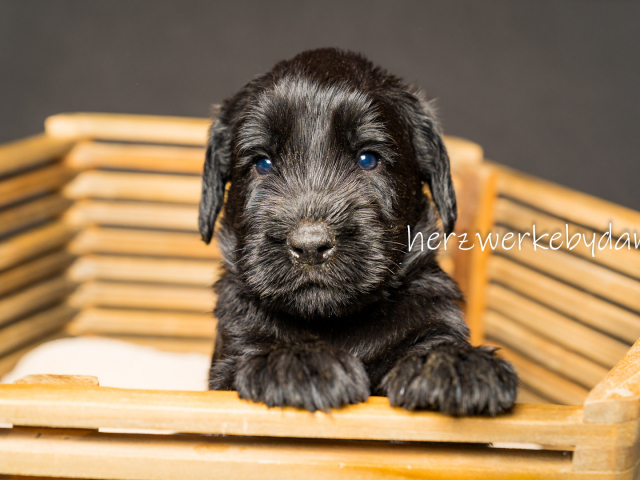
[0,113,639,478]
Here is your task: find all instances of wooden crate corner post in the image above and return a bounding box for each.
[573,338,640,475]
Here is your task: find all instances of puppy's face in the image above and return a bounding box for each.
[231,77,422,318]
[199,50,456,320]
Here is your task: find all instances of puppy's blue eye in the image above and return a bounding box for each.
[255,157,273,175]
[357,152,379,171]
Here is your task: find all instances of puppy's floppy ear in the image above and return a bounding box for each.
[399,92,457,235]
[199,115,232,244]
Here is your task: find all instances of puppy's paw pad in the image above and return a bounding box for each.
[382,344,518,416]
[235,343,370,412]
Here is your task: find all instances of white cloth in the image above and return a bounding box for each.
[1,337,210,391]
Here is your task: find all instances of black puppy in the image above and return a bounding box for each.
[199,48,517,416]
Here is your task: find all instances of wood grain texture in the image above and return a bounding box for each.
[490,343,589,406]
[0,332,68,378]
[495,198,640,281]
[65,199,199,231]
[485,310,609,389]
[0,250,75,298]
[64,140,206,174]
[0,163,76,208]
[14,374,99,386]
[45,112,211,145]
[445,135,484,172]
[0,276,76,328]
[495,163,640,242]
[573,444,640,473]
[0,386,631,448]
[495,226,640,313]
[453,164,498,345]
[517,388,549,405]
[0,304,76,357]
[0,194,72,237]
[67,281,214,312]
[68,226,220,259]
[67,308,215,338]
[67,254,220,285]
[489,255,640,344]
[0,427,580,480]
[487,284,629,368]
[0,133,74,177]
[584,338,640,424]
[63,170,201,204]
[0,221,77,272]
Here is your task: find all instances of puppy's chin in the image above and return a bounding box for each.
[264,284,371,319]
[239,250,396,319]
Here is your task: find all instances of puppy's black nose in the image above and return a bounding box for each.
[287,222,336,265]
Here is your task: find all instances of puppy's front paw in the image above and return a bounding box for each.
[381,343,518,416]
[235,343,370,412]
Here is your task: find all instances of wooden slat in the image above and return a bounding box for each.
[496,164,640,243]
[485,310,609,389]
[0,221,77,271]
[0,250,75,298]
[0,194,72,237]
[584,337,640,424]
[442,136,484,172]
[68,254,220,286]
[496,226,640,313]
[63,170,201,204]
[0,386,630,448]
[487,284,629,368]
[45,113,211,146]
[0,133,74,177]
[0,163,76,208]
[0,427,578,480]
[573,443,640,474]
[0,332,68,378]
[64,141,206,174]
[453,164,497,345]
[0,304,76,357]
[69,227,220,259]
[491,343,589,406]
[0,476,81,480]
[0,276,77,328]
[489,255,640,344]
[65,199,198,231]
[14,374,99,386]
[576,349,640,480]
[68,281,214,312]
[517,388,548,405]
[495,197,640,281]
[67,308,215,338]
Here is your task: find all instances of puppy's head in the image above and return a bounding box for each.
[199,49,456,319]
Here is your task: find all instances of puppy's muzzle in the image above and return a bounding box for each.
[287,222,336,265]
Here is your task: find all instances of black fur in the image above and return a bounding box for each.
[199,48,518,415]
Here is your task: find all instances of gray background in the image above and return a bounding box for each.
[1,0,638,210]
